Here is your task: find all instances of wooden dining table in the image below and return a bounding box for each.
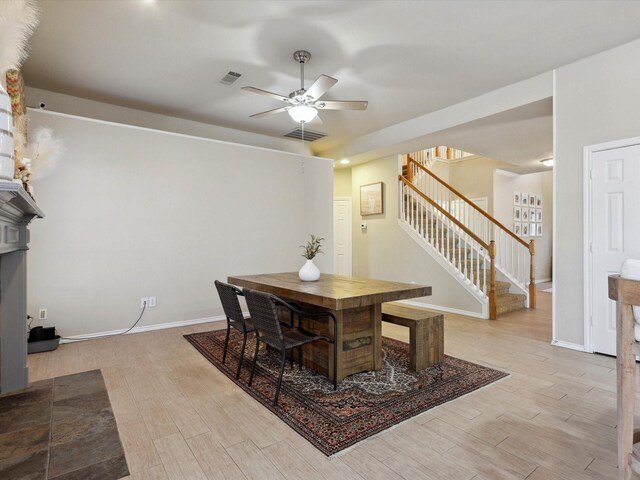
[227,272,430,383]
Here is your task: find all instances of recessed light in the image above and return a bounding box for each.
[540,158,554,167]
[339,159,350,165]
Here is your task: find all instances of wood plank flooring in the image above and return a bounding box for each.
[27,287,626,479]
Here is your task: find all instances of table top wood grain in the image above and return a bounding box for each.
[227,272,431,310]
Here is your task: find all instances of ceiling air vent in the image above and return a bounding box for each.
[219,71,242,86]
[284,128,326,142]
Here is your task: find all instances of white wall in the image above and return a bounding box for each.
[555,38,640,347]
[26,110,333,337]
[493,170,553,282]
[349,155,484,315]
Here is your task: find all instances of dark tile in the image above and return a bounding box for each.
[0,399,53,433]
[0,424,50,462]
[0,381,53,409]
[51,407,116,446]
[49,454,129,480]
[52,390,111,420]
[53,371,106,403]
[0,448,48,480]
[48,427,125,478]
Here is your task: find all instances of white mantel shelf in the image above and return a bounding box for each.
[0,181,44,393]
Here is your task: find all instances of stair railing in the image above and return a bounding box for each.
[405,155,535,309]
[399,176,498,318]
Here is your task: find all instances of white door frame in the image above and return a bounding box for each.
[333,196,352,276]
[583,135,640,353]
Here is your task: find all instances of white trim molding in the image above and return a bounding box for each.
[60,315,227,343]
[550,339,587,352]
[397,299,487,320]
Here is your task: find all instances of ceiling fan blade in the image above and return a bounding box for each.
[316,100,368,111]
[250,106,289,118]
[242,86,290,102]
[304,75,338,101]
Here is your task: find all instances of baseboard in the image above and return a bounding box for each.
[59,315,227,343]
[550,339,587,352]
[396,299,488,319]
[535,277,552,284]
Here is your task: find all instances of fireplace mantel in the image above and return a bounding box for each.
[0,181,44,393]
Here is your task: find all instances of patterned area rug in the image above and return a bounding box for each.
[184,329,507,456]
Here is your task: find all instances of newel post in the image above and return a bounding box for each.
[406,156,413,184]
[489,240,497,320]
[528,240,536,309]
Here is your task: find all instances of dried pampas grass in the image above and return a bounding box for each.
[0,0,41,79]
[27,127,65,179]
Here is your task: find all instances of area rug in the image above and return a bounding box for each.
[184,329,508,456]
[0,370,129,480]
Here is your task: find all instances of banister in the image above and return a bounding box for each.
[399,175,489,250]
[407,157,529,248]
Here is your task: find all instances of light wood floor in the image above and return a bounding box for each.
[28,288,628,480]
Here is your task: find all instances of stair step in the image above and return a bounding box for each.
[496,292,526,315]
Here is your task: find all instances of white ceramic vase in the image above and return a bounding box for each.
[299,259,320,282]
[0,82,14,181]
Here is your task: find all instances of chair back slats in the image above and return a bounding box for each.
[215,280,247,331]
[242,288,284,348]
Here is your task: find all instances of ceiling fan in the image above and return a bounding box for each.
[242,50,368,124]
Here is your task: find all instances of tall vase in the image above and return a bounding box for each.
[0,82,14,181]
[299,259,320,282]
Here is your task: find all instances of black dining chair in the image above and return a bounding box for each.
[215,280,256,379]
[242,288,337,406]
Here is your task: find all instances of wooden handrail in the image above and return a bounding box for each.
[407,156,529,248]
[399,176,489,250]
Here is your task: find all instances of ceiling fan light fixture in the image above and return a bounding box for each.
[288,105,318,123]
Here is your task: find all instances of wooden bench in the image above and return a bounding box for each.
[381,302,444,371]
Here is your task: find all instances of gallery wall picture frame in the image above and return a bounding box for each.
[522,224,529,236]
[529,194,536,206]
[529,208,536,220]
[530,223,537,236]
[513,192,521,205]
[514,222,521,235]
[521,193,529,207]
[536,209,542,222]
[536,224,543,236]
[360,182,384,216]
[514,207,521,221]
[536,195,542,208]
[522,209,529,221]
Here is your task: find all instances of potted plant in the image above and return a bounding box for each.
[299,234,324,281]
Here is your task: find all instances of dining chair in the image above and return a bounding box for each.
[242,288,337,406]
[215,280,256,379]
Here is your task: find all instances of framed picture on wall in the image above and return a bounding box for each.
[513,192,521,205]
[522,223,529,236]
[521,193,529,207]
[522,209,529,221]
[513,207,521,221]
[529,208,536,220]
[530,223,537,236]
[536,209,542,222]
[360,182,384,215]
[536,195,542,208]
[514,222,521,235]
[529,194,535,206]
[536,224,543,236]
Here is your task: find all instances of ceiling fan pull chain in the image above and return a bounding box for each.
[300,58,305,91]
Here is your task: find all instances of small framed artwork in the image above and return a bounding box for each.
[513,207,521,221]
[522,209,529,221]
[360,182,384,215]
[513,192,521,206]
[522,223,529,236]
[530,223,537,236]
[514,222,521,235]
[529,208,536,220]
[536,195,542,208]
[521,193,529,207]
[536,209,542,222]
[536,224,543,236]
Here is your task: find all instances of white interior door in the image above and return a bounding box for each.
[591,144,640,355]
[333,198,352,276]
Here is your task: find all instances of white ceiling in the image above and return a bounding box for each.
[21,0,640,169]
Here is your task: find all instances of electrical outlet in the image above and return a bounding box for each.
[38,308,47,321]
[140,297,148,308]
[148,297,156,307]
